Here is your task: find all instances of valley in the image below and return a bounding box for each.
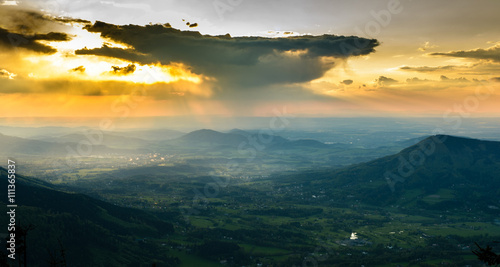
[1,126,499,266]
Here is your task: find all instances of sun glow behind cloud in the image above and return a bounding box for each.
[1,1,500,119]
[21,22,207,87]
[38,23,116,51]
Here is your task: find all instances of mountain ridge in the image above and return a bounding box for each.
[278,135,500,208]
[0,132,140,156]
[172,128,329,149]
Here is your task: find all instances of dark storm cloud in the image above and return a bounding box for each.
[32,32,69,41]
[75,45,150,62]
[0,7,50,31]
[400,65,456,72]
[53,17,92,25]
[431,46,500,62]
[0,6,71,54]
[83,21,378,62]
[75,21,378,87]
[0,26,69,54]
[0,6,73,33]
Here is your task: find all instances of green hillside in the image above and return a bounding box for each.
[0,168,177,266]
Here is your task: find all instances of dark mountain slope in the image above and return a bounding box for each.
[281,135,500,208]
[0,168,177,266]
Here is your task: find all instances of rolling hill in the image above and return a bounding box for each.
[0,133,66,155]
[175,129,252,147]
[281,135,500,208]
[37,132,151,149]
[0,167,178,266]
[0,133,137,156]
[166,129,332,150]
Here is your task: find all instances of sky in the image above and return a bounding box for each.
[0,0,500,123]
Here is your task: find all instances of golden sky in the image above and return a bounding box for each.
[0,0,499,120]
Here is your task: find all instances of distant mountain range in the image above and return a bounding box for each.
[172,129,287,148]
[37,132,152,149]
[0,126,88,139]
[111,128,185,141]
[0,127,185,156]
[0,126,185,141]
[0,128,337,156]
[165,129,340,150]
[0,125,428,157]
[0,133,134,156]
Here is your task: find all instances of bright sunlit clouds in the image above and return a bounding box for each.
[23,22,206,86]
[1,0,500,119]
[23,52,205,85]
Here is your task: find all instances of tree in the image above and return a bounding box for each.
[473,242,500,266]
[16,223,36,267]
[46,239,67,267]
[0,250,10,267]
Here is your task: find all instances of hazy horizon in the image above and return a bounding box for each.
[1,116,499,132]
[1,0,500,121]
